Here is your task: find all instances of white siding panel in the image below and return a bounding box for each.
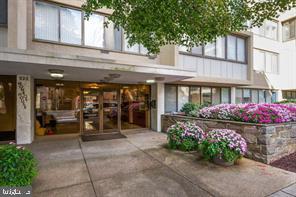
[211,60,221,77]
[183,56,196,71]
[196,57,204,76]
[204,59,211,76]
[178,54,248,81]
[221,61,228,78]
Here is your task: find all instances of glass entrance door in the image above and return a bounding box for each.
[82,89,100,133]
[81,89,119,134]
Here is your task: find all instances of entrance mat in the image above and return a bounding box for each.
[81,132,126,142]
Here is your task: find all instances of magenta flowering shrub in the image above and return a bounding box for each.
[200,129,247,162]
[167,122,206,151]
[199,103,296,124]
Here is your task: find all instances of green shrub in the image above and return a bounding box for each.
[277,99,296,104]
[180,102,204,116]
[199,129,247,162]
[0,143,37,186]
[167,122,206,151]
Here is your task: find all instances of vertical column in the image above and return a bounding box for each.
[231,87,236,104]
[7,0,27,49]
[16,75,34,144]
[150,83,165,132]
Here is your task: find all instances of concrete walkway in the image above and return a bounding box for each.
[28,130,296,197]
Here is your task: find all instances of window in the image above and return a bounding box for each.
[227,35,236,60]
[265,90,272,103]
[283,19,296,41]
[201,87,211,105]
[114,27,123,51]
[253,20,278,40]
[258,90,265,103]
[235,89,243,104]
[237,38,246,62]
[204,42,216,57]
[178,86,189,111]
[212,88,221,105]
[60,8,82,45]
[254,49,279,74]
[165,85,177,113]
[84,13,105,47]
[251,90,259,103]
[0,0,7,25]
[221,88,230,104]
[282,90,296,99]
[35,2,59,41]
[190,86,201,104]
[242,89,251,103]
[179,35,247,63]
[216,37,226,58]
[191,46,203,55]
[34,1,147,55]
[124,37,148,54]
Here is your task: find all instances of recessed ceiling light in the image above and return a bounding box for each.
[49,69,64,79]
[146,79,155,83]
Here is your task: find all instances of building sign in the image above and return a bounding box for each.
[17,76,29,110]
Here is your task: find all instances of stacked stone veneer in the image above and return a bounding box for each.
[162,115,296,164]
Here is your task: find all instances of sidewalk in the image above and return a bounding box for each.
[28,131,296,197]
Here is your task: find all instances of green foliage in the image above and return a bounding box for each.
[0,144,38,186]
[167,122,205,152]
[200,140,240,162]
[82,0,295,54]
[180,102,202,116]
[276,99,296,104]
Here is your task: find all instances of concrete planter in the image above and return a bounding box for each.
[162,114,296,164]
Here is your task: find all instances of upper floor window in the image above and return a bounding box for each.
[252,20,278,40]
[179,35,247,63]
[254,49,279,74]
[34,1,147,55]
[283,18,296,41]
[0,0,7,26]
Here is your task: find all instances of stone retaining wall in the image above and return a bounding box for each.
[161,115,296,164]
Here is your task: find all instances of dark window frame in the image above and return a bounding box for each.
[0,0,7,27]
[179,34,248,64]
[33,0,149,56]
[282,17,296,42]
[164,84,231,112]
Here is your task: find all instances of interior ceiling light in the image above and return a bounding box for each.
[146,79,155,83]
[49,69,64,79]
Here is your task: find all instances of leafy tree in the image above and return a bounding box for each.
[83,0,296,54]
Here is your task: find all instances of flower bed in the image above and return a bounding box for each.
[200,129,247,165]
[162,114,296,164]
[167,122,205,151]
[198,103,296,124]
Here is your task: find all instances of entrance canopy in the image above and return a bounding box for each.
[0,48,195,84]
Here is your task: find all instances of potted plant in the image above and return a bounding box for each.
[167,121,206,151]
[0,142,38,186]
[200,129,247,166]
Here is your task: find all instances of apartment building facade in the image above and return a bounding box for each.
[0,0,295,144]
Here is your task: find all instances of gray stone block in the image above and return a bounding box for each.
[261,127,276,135]
[280,131,291,138]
